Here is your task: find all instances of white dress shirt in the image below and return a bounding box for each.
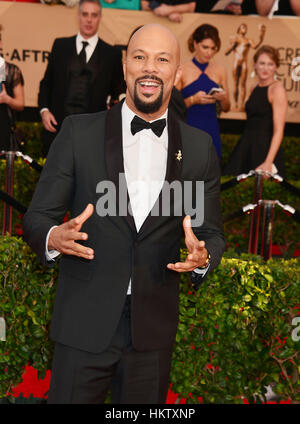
[75,32,99,63]
[122,101,168,232]
[122,102,168,293]
[45,100,209,292]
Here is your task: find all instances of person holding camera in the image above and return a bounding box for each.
[0,26,24,152]
[176,24,230,159]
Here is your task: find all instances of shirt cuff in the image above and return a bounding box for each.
[193,263,210,277]
[40,108,49,116]
[45,225,60,261]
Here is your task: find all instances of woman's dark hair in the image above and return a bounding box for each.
[253,45,280,68]
[188,24,221,53]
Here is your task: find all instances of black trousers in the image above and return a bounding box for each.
[47,297,174,404]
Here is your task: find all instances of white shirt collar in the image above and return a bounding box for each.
[122,100,168,139]
[76,32,99,50]
[122,101,168,148]
[121,99,168,148]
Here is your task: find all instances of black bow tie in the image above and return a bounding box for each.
[131,115,166,138]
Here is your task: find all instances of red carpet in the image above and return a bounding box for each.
[11,365,186,403]
[11,365,291,404]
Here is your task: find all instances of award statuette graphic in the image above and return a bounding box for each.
[225,23,266,112]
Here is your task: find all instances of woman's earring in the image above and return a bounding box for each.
[250,70,256,78]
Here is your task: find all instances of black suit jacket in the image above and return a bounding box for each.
[22,102,225,353]
[38,36,124,126]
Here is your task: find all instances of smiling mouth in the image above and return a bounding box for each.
[135,76,163,97]
[139,81,160,87]
[138,80,161,96]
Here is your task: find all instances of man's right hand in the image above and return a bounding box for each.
[48,204,94,260]
[41,109,58,133]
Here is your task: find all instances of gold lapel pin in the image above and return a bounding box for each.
[175,150,182,162]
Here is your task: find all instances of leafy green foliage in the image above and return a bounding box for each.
[0,238,299,403]
[0,157,45,236]
[0,236,57,398]
[15,122,43,159]
[171,250,300,403]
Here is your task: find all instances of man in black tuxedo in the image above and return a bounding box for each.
[38,0,124,156]
[23,24,225,404]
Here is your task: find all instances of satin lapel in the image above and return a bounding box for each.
[138,108,183,240]
[105,101,137,235]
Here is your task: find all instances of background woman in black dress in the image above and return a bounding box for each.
[0,25,24,152]
[223,45,288,177]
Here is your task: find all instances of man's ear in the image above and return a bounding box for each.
[174,66,182,87]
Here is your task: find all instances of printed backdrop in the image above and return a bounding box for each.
[0,3,299,122]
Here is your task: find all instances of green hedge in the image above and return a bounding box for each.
[173,250,300,403]
[1,160,299,256]
[0,237,299,403]
[15,122,43,160]
[14,121,300,181]
[0,237,56,397]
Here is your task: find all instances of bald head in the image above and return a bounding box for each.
[128,24,180,66]
[124,24,182,120]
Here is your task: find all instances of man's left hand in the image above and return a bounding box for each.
[167,215,208,273]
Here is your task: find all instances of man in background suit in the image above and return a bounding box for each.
[38,0,124,156]
[23,24,225,403]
